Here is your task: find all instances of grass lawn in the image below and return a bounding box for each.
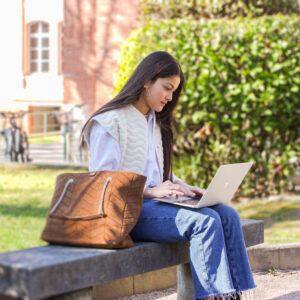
[1,165,300,253]
[0,165,87,253]
[231,199,300,244]
[28,134,61,144]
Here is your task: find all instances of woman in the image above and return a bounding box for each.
[82,51,256,300]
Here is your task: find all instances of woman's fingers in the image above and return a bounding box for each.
[161,181,205,198]
[168,183,183,192]
[186,190,196,197]
[191,187,205,195]
[180,185,195,197]
[169,189,184,196]
[172,184,183,191]
[171,183,195,197]
[166,186,185,197]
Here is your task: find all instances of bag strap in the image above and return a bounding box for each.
[49,176,112,219]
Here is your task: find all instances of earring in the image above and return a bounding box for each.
[144,85,148,88]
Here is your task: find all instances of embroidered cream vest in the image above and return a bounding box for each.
[85,104,164,179]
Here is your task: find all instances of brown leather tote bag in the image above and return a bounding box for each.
[41,170,146,248]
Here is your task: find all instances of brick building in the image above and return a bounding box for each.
[0,0,140,134]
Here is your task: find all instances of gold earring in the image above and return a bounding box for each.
[144,85,148,88]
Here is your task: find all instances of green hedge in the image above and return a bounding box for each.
[114,15,300,197]
[139,0,300,20]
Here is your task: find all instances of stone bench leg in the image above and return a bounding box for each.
[177,263,195,300]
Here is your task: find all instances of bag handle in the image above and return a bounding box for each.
[49,176,112,219]
[98,177,111,214]
[49,178,74,215]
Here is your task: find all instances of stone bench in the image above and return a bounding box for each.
[0,219,264,300]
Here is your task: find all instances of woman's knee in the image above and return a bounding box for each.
[212,204,241,225]
[193,208,223,235]
[184,207,222,225]
[201,207,223,230]
[176,207,223,240]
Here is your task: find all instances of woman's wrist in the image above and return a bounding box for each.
[174,178,189,188]
[143,187,155,198]
[173,178,183,184]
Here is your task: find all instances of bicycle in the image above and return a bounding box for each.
[0,111,32,163]
[52,104,89,164]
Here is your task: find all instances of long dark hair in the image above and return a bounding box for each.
[81,51,185,181]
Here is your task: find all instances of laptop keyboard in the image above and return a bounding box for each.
[173,196,202,205]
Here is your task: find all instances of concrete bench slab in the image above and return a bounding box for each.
[0,219,264,300]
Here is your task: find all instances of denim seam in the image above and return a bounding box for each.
[175,216,215,296]
[191,228,216,296]
[219,214,240,291]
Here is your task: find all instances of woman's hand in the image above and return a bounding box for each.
[143,180,185,198]
[143,180,205,198]
[174,181,205,198]
[188,185,206,196]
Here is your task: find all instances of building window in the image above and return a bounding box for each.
[29,22,50,73]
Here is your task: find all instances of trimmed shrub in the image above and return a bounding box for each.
[139,0,300,20]
[114,15,300,197]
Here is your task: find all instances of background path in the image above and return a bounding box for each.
[0,142,88,166]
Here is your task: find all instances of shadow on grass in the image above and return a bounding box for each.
[239,201,300,229]
[0,204,48,218]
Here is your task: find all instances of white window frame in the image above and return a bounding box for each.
[29,21,50,74]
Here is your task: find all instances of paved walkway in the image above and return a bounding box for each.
[0,142,88,167]
[117,269,300,300]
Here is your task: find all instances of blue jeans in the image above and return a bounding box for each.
[131,199,256,299]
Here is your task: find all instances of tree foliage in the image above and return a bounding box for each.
[139,0,300,20]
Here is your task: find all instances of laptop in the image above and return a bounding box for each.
[153,162,253,208]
